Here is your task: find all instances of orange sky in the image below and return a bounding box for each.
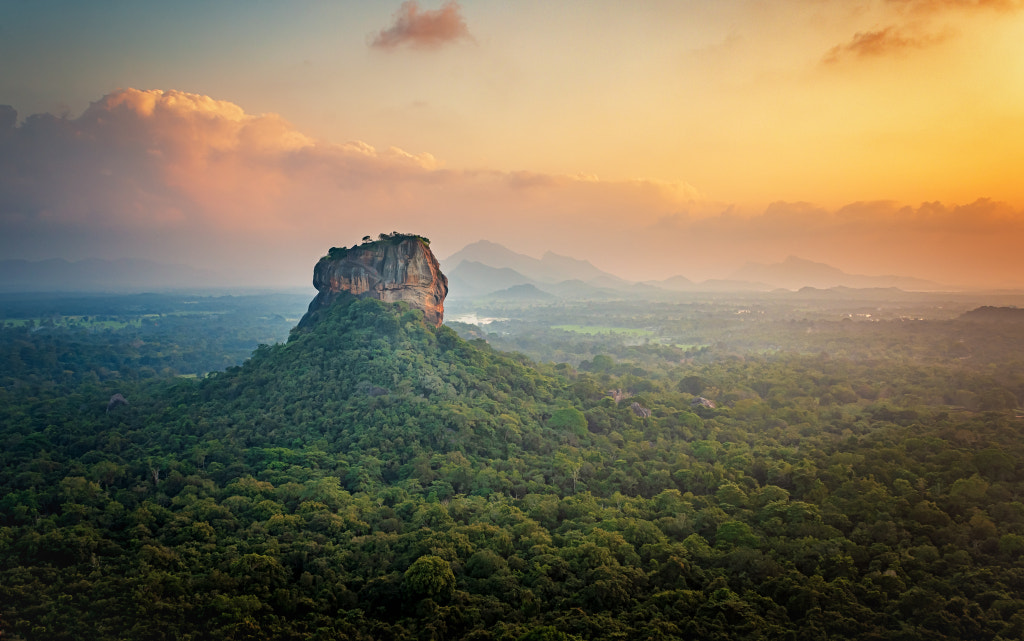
[1,1,1023,287]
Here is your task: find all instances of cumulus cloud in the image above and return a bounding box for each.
[371,1,474,50]
[0,89,439,232]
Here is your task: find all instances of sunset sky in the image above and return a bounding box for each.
[2,0,1024,288]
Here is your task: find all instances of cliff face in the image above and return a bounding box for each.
[300,235,448,327]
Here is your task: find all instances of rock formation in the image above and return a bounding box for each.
[300,234,448,327]
[106,393,129,412]
[630,402,652,418]
[691,396,716,409]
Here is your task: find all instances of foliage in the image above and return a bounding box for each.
[548,408,587,437]
[324,232,431,261]
[2,292,1024,639]
[404,555,456,598]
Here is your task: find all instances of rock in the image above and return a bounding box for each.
[607,389,629,403]
[106,393,129,412]
[630,402,652,418]
[300,233,448,327]
[691,396,716,409]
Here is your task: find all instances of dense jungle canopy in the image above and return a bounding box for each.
[2,293,1024,640]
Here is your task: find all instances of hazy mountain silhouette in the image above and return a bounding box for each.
[447,261,535,298]
[480,283,556,301]
[730,256,945,291]
[443,241,620,285]
[444,242,950,297]
[643,275,694,291]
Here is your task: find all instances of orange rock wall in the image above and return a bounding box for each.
[307,237,448,327]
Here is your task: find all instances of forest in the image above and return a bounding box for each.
[2,289,1024,640]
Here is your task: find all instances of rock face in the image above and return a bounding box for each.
[301,234,448,327]
[106,393,129,412]
[692,396,716,409]
[630,402,652,418]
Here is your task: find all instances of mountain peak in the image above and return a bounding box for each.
[444,240,623,291]
[299,233,448,328]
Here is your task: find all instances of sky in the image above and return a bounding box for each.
[2,0,1024,288]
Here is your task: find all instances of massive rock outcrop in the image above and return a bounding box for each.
[299,234,448,327]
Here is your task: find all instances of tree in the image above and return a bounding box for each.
[403,555,455,599]
[715,520,759,549]
[548,408,587,438]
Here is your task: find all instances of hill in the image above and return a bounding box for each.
[960,305,1024,323]
[481,283,557,302]
[199,294,567,465]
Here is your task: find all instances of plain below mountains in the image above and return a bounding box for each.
[442,241,948,300]
[0,258,223,293]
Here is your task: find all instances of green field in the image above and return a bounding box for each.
[551,324,654,336]
[671,342,710,350]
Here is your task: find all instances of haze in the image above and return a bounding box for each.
[2,0,1024,288]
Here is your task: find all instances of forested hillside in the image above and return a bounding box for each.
[2,294,1024,639]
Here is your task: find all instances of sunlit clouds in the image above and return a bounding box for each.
[0,90,697,284]
[640,200,1024,288]
[1,88,1023,288]
[824,0,1024,63]
[822,27,947,64]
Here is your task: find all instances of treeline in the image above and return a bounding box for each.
[0,294,306,393]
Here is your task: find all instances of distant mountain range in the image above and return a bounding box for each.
[0,258,222,292]
[443,241,617,285]
[5,247,951,297]
[442,242,950,300]
[444,262,534,297]
[729,256,944,291]
[442,242,635,299]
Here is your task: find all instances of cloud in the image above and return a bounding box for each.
[625,198,1024,287]
[0,89,436,232]
[887,0,1022,14]
[0,88,695,284]
[371,1,474,50]
[824,0,1020,63]
[2,88,1022,289]
[822,26,944,64]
